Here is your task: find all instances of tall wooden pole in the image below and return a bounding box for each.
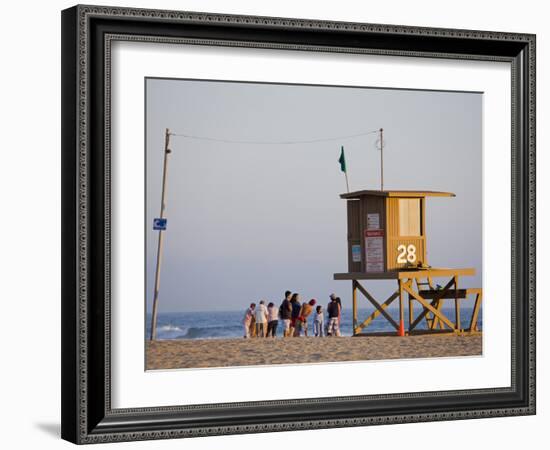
[379,128,384,191]
[150,128,171,341]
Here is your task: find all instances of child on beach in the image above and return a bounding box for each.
[243,303,256,338]
[313,305,324,337]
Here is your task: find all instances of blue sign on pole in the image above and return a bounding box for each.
[153,218,167,230]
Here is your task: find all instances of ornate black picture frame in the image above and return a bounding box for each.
[61,4,536,444]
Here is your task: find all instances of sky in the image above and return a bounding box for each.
[145,78,482,313]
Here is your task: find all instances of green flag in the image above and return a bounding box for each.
[338,146,347,173]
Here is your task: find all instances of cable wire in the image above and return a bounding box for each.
[169,129,380,145]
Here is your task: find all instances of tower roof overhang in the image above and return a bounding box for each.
[340,190,455,199]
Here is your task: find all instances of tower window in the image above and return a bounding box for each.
[398,198,421,236]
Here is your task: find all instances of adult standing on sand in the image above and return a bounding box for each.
[243,303,256,338]
[329,293,342,328]
[255,300,268,337]
[249,314,257,338]
[266,302,279,337]
[294,299,316,336]
[327,295,341,336]
[279,291,293,337]
[289,293,302,337]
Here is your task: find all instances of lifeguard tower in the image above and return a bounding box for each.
[333,190,482,336]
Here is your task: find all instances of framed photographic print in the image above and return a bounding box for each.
[61,4,536,444]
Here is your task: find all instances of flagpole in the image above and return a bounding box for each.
[339,146,350,193]
[150,128,171,341]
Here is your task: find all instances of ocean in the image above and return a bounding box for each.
[146,305,482,340]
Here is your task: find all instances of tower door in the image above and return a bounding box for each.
[346,200,361,272]
[386,197,426,270]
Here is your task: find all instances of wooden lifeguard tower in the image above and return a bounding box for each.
[333,190,482,336]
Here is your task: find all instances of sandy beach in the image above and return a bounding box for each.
[146,334,482,370]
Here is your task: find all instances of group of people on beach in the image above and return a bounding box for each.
[243,291,342,338]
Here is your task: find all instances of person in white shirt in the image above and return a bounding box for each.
[255,300,268,337]
[266,302,279,337]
